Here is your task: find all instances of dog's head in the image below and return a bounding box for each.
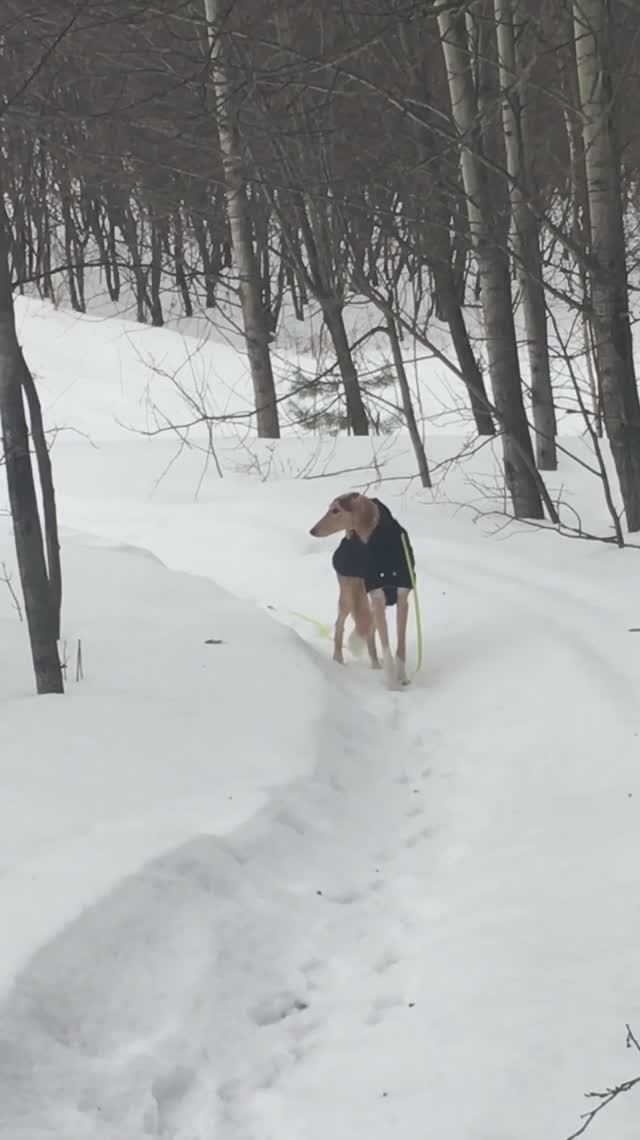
[309,492,365,538]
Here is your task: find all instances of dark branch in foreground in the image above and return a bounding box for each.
[565,1025,640,1139]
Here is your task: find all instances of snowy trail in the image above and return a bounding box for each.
[0,636,436,1140]
[430,544,636,717]
[381,533,640,1140]
[4,505,638,1139]
[202,523,640,1140]
[204,530,640,1140]
[3,356,640,1140]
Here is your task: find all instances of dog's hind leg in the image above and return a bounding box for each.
[370,588,396,688]
[366,617,380,670]
[396,588,411,686]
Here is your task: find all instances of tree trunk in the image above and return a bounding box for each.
[119,204,146,323]
[395,17,494,438]
[572,0,640,530]
[495,0,557,470]
[173,205,193,318]
[437,4,543,519]
[556,20,602,437]
[431,260,495,437]
[320,301,369,436]
[385,313,431,488]
[277,186,369,436]
[20,359,62,641]
[0,221,63,694]
[149,216,164,327]
[203,0,279,438]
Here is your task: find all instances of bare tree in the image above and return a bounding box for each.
[240,0,370,436]
[555,9,603,437]
[275,186,370,436]
[385,311,431,487]
[435,0,544,519]
[494,0,557,470]
[391,12,495,438]
[203,0,280,437]
[0,214,63,694]
[572,0,640,531]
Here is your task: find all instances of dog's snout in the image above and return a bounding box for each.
[309,525,317,536]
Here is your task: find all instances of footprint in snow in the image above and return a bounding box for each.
[321,878,385,905]
[151,1064,195,1137]
[366,992,405,1026]
[404,826,432,849]
[406,802,424,819]
[301,956,325,982]
[251,991,309,1027]
[374,949,400,974]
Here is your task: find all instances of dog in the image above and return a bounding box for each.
[309,492,416,689]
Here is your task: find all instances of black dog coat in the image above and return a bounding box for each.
[331,498,415,607]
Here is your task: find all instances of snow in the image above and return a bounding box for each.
[1,297,640,1139]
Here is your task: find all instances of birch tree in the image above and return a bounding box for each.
[572,0,640,530]
[435,1,543,518]
[393,16,495,438]
[494,0,557,470]
[250,2,370,436]
[203,0,280,438]
[555,11,602,434]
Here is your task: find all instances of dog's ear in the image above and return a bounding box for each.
[336,492,360,511]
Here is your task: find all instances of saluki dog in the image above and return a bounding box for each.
[310,492,416,689]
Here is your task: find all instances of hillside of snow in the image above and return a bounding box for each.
[0,299,639,1139]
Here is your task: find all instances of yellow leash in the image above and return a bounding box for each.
[401,532,423,672]
[288,610,332,639]
[265,604,331,639]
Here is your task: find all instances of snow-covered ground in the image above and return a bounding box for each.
[1,299,639,1139]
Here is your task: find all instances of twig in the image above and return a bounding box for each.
[0,561,23,621]
[565,1025,640,1139]
[547,305,624,546]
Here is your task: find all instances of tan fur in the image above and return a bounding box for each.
[334,574,380,669]
[310,492,411,689]
[309,493,379,543]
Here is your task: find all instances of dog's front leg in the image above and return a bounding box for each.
[334,579,350,664]
[370,588,396,688]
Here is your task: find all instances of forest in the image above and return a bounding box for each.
[1,0,639,689]
[1,10,640,1135]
